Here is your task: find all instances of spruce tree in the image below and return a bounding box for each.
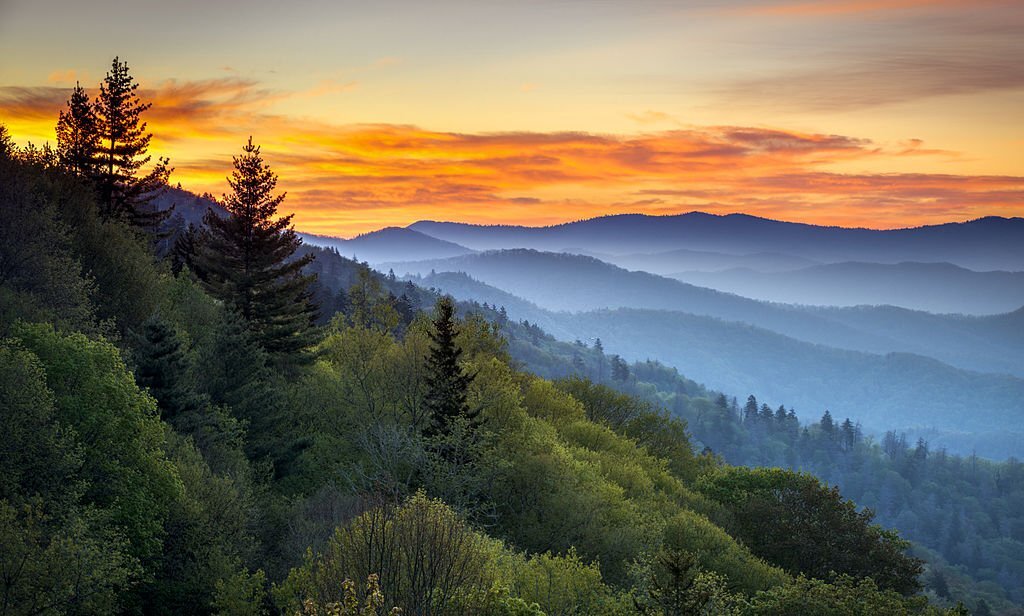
[424,296,478,448]
[93,57,171,229]
[195,137,318,363]
[134,314,204,422]
[55,82,99,177]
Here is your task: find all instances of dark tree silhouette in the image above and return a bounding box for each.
[195,137,318,363]
[93,57,171,230]
[55,83,98,177]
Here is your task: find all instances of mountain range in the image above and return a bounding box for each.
[415,270,1024,459]
[409,213,1024,271]
[670,261,1024,315]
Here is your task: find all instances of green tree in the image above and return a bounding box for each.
[195,137,318,364]
[12,322,182,564]
[277,492,498,616]
[698,467,923,595]
[423,296,479,456]
[93,57,171,230]
[134,314,205,422]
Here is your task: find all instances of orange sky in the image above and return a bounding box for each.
[1,0,1022,236]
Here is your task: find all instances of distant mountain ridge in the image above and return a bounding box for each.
[416,270,1024,459]
[390,249,1024,377]
[409,212,1024,271]
[671,261,1024,315]
[300,226,475,264]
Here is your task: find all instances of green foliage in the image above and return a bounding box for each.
[134,313,205,421]
[11,322,182,563]
[424,297,479,449]
[276,492,502,615]
[0,340,140,614]
[194,137,317,364]
[0,500,139,616]
[142,432,259,615]
[698,467,923,595]
[554,376,650,430]
[0,342,81,510]
[509,549,633,616]
[744,575,961,616]
[630,547,743,616]
[214,568,269,616]
[0,152,99,334]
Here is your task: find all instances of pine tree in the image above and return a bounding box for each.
[134,314,204,422]
[820,410,836,438]
[93,57,171,230]
[423,296,479,454]
[195,137,318,364]
[744,395,759,424]
[55,82,99,177]
[0,123,12,158]
[171,223,201,275]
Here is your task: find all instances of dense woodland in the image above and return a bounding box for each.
[482,320,1024,614]
[0,58,1011,615]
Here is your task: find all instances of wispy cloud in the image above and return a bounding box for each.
[716,1,1024,111]
[2,77,1020,234]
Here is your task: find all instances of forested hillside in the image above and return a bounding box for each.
[455,310,1024,614]
[413,270,1024,459]
[0,60,987,615]
[391,251,1024,378]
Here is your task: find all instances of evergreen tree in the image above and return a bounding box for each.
[134,314,204,422]
[195,137,318,364]
[55,82,98,177]
[93,57,171,229]
[171,222,201,275]
[820,410,836,438]
[610,354,630,381]
[744,395,759,424]
[423,296,479,452]
[0,123,12,158]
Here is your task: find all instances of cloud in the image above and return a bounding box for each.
[2,76,1020,234]
[730,0,999,18]
[715,1,1024,111]
[723,48,1024,111]
[626,110,676,125]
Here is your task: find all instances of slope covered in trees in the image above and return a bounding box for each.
[447,299,1024,614]
[0,67,997,615]
[413,270,1024,459]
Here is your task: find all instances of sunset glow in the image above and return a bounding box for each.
[2,0,1021,236]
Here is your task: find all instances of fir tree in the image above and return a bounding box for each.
[423,296,479,456]
[744,395,760,424]
[134,314,204,422]
[55,82,99,177]
[93,57,171,230]
[171,222,203,275]
[195,137,318,364]
[0,123,12,158]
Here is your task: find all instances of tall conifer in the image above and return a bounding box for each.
[424,296,479,448]
[55,83,99,177]
[195,137,318,363]
[93,57,171,230]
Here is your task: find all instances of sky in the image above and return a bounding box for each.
[1,0,1022,236]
